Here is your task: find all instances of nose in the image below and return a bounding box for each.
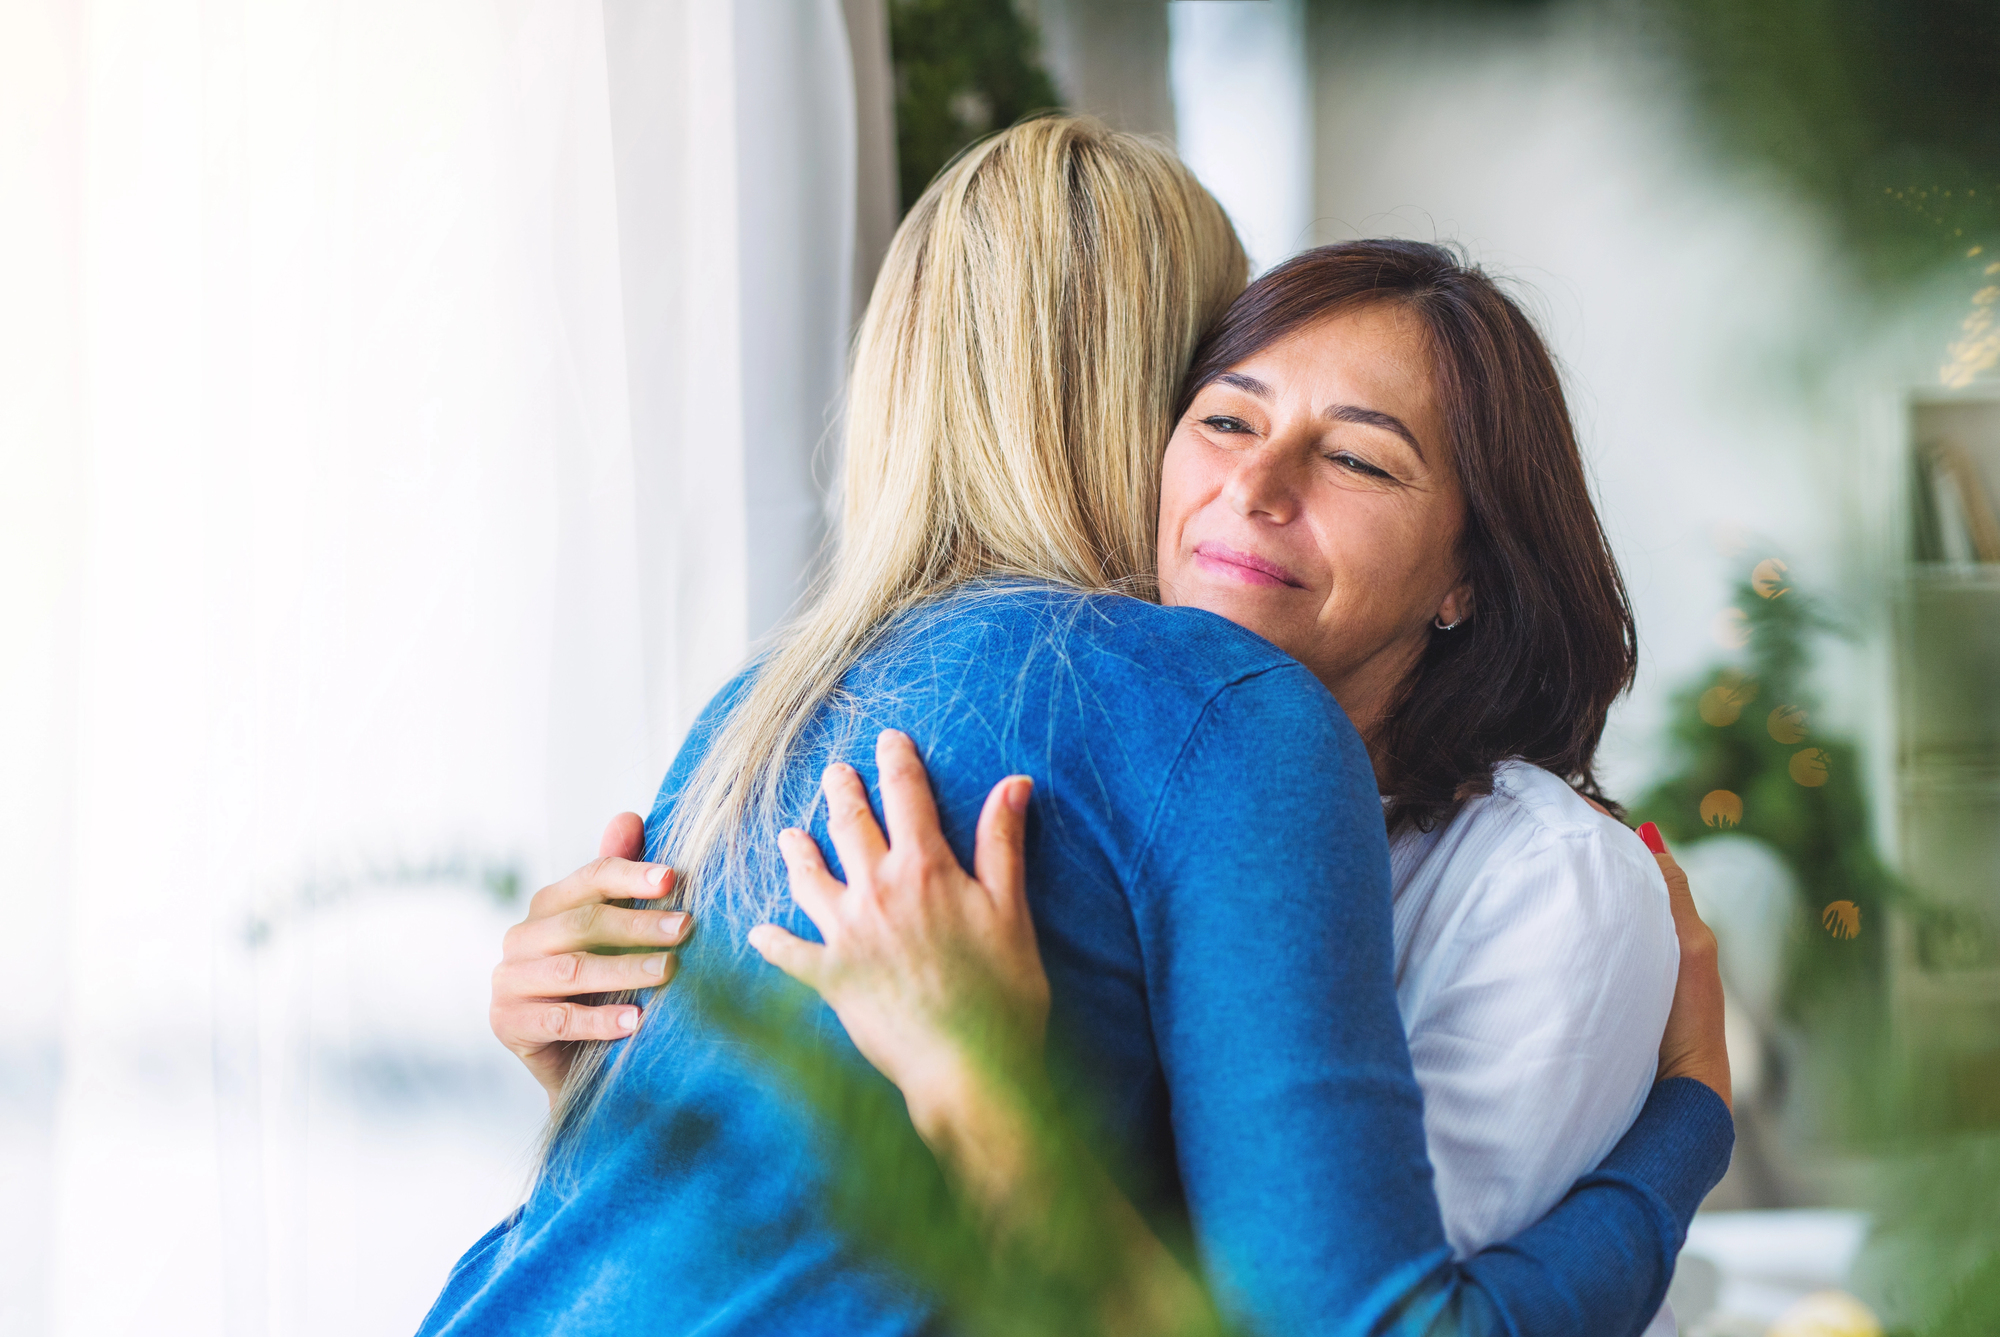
[1220,444,1300,525]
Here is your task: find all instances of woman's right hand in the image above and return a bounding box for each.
[1640,822,1733,1111]
[489,812,693,1104]
[748,730,1047,1146]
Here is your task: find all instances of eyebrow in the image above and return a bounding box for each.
[1216,372,1271,397]
[1325,403,1425,459]
[1212,372,1425,459]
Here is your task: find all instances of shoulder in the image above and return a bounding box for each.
[876,582,1344,740]
[895,582,1302,688]
[643,664,761,846]
[1394,761,1672,957]
[1475,761,1663,878]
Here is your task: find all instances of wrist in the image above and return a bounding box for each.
[901,1052,997,1148]
[1658,1039,1732,1113]
[902,1048,1044,1156]
[1664,1061,1732,1112]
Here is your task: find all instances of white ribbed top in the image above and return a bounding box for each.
[1389,760,1680,1336]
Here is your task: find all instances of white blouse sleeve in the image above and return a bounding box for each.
[1400,809,1680,1259]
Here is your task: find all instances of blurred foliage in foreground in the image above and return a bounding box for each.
[1315,0,2000,286]
[694,973,1233,1337]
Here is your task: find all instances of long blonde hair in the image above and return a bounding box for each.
[550,115,1245,1144]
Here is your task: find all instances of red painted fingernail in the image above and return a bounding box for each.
[1637,821,1667,854]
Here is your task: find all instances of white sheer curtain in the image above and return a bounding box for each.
[1169,0,1314,274]
[0,2,883,1333]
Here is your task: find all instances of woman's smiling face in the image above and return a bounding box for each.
[1156,301,1472,745]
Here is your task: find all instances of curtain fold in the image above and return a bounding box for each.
[0,1,872,1331]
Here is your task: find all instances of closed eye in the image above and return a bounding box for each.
[1327,451,1394,481]
[1200,414,1254,435]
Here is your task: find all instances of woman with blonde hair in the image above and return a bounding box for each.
[422,118,1730,1337]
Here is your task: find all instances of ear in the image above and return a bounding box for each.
[1437,580,1473,628]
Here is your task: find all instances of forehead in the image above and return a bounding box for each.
[1213,301,1445,444]
[1244,303,1433,391]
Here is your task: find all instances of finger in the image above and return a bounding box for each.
[778,828,845,931]
[1637,821,1695,907]
[492,999,642,1050]
[599,811,646,861]
[875,730,948,858]
[496,948,677,999]
[973,775,1032,914]
[820,761,888,882]
[1654,849,1694,909]
[748,924,829,992]
[529,856,676,918]
[506,903,691,960]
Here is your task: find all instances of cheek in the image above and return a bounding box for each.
[1312,497,1456,610]
[1313,497,1413,581]
[1156,435,1209,554]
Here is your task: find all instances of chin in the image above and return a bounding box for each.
[1176,584,1286,637]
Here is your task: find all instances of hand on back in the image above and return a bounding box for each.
[488,812,691,1104]
[1640,822,1732,1111]
[750,730,1048,1136]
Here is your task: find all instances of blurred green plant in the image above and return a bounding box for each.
[1869,1130,2000,1336]
[242,850,524,947]
[1313,0,2000,286]
[888,0,1063,213]
[1635,574,1897,1018]
[1640,0,2000,286]
[692,971,1233,1337]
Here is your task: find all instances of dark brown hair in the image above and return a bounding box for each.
[1176,239,1637,833]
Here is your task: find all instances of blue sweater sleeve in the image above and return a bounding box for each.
[1128,670,1732,1337]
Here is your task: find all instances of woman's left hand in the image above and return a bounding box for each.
[748,730,1046,1140]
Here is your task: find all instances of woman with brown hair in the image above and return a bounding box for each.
[462,129,1727,1337]
[751,240,1712,1336]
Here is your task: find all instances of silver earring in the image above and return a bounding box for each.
[1434,615,1463,631]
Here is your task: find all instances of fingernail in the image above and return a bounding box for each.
[644,954,667,977]
[1005,776,1032,814]
[645,864,668,888]
[660,911,690,938]
[879,728,907,745]
[618,1008,639,1030]
[1637,821,1667,855]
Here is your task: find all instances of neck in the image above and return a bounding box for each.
[1317,641,1426,789]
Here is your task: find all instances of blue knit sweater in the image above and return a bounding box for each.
[419,583,1731,1337]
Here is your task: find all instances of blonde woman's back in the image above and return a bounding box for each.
[420,576,1396,1337]
[542,113,1246,1147]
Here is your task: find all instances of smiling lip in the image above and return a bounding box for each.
[1191,542,1304,589]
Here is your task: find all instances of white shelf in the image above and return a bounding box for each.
[1907,562,2000,588]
